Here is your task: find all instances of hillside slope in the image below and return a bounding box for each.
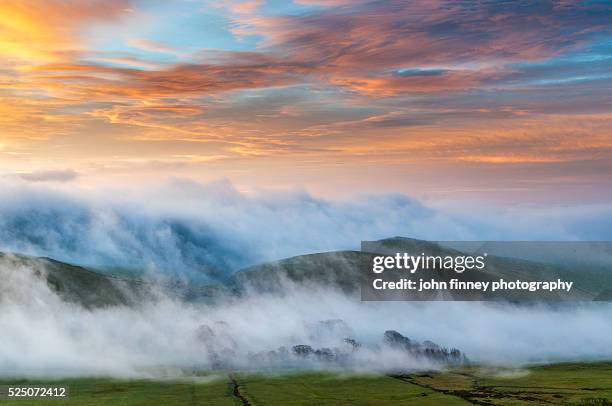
[0,252,229,307]
[0,252,137,307]
[231,237,608,300]
[2,237,610,306]
[230,250,374,294]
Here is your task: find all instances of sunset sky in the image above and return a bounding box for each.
[1,0,611,202]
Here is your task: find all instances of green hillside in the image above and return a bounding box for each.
[2,362,611,405]
[2,237,611,306]
[0,252,136,307]
[229,250,373,294]
[230,237,609,300]
[0,252,227,307]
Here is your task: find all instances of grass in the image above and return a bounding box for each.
[475,362,612,405]
[409,362,612,405]
[0,362,611,405]
[234,371,469,405]
[0,376,238,406]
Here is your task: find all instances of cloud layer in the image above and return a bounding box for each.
[1,179,612,279]
[2,259,612,377]
[1,0,612,198]
[0,179,611,377]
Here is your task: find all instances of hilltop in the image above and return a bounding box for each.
[2,237,611,307]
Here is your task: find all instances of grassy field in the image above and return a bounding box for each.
[0,376,237,406]
[1,362,611,405]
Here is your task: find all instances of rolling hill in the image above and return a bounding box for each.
[0,252,225,307]
[0,252,135,307]
[2,237,611,307]
[230,237,611,301]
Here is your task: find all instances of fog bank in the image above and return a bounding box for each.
[1,178,611,280]
[1,260,611,378]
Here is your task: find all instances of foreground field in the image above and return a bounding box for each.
[1,362,610,405]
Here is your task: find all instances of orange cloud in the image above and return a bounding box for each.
[232,0,610,95]
[1,0,611,194]
[0,0,133,64]
[330,70,486,96]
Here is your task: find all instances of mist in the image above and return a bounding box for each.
[1,178,611,280]
[1,178,611,378]
[1,258,612,378]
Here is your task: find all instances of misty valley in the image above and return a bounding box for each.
[1,237,612,404]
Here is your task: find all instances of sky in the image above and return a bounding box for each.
[1,0,612,202]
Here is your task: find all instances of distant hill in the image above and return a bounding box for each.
[2,237,610,306]
[0,252,226,307]
[0,252,136,307]
[229,250,375,294]
[231,237,609,301]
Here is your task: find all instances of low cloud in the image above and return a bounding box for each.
[0,178,611,279]
[0,179,611,377]
[17,169,79,183]
[1,260,611,378]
